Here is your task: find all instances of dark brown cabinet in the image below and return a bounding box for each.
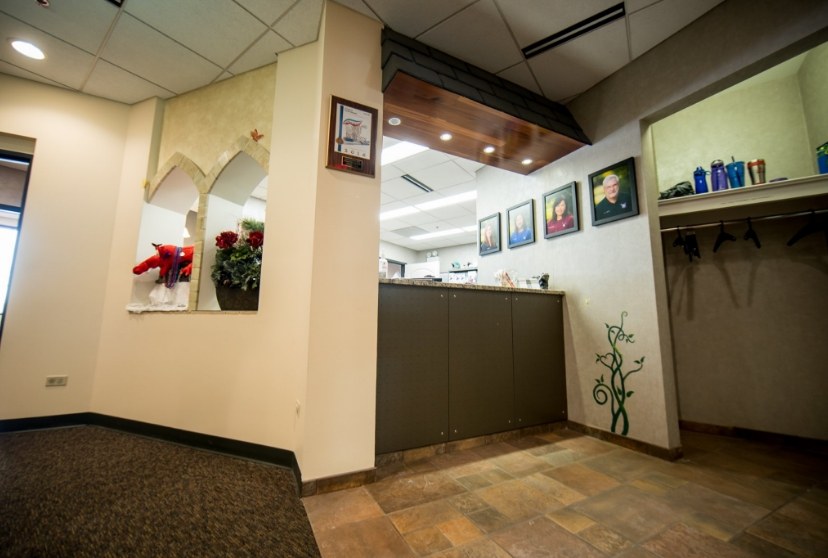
[376,283,566,454]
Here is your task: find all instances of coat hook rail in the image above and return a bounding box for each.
[659,208,828,233]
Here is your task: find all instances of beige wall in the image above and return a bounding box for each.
[0,75,130,418]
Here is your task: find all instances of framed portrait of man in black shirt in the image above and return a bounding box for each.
[589,157,639,226]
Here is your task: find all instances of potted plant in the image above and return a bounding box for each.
[211,218,264,310]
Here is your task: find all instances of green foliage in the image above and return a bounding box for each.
[211,218,264,291]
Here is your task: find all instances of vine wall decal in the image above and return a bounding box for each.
[593,311,645,436]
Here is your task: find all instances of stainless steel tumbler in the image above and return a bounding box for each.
[747,159,765,185]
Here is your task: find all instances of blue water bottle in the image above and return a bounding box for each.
[693,166,709,194]
[711,159,728,191]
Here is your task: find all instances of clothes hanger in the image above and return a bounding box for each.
[713,221,736,253]
[743,218,761,248]
[684,230,701,261]
[787,211,828,247]
[673,227,685,249]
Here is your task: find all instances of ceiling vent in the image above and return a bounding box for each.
[522,3,626,59]
[401,174,433,193]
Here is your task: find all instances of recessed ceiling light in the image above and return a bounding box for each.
[11,40,45,60]
[440,133,452,141]
[483,146,495,154]
[387,117,401,126]
[521,158,533,166]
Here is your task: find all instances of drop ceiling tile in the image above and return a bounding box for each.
[497,62,542,95]
[379,163,404,181]
[272,0,323,47]
[423,205,473,220]
[365,0,475,38]
[0,0,118,54]
[411,161,475,190]
[0,60,69,91]
[83,59,175,104]
[628,0,723,59]
[227,31,289,75]
[0,14,94,89]
[236,0,295,24]
[393,150,451,174]
[498,0,619,48]
[101,13,222,94]
[418,0,523,74]
[626,0,661,13]
[529,19,629,102]
[124,0,267,68]
[453,157,486,175]
[381,176,427,200]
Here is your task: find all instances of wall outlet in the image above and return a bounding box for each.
[45,375,68,387]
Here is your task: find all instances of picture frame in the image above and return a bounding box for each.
[506,199,535,249]
[325,95,378,178]
[589,157,638,226]
[478,213,501,256]
[543,182,579,239]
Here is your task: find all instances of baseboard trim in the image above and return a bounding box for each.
[0,413,302,491]
[679,420,828,448]
[566,421,683,461]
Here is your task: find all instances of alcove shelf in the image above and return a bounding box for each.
[658,174,828,229]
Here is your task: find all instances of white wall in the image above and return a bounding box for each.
[799,41,828,164]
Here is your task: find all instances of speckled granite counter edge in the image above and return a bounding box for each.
[379,278,564,295]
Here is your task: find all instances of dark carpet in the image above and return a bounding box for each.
[0,425,320,557]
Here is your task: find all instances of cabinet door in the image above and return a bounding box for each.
[512,293,566,426]
[448,289,514,440]
[376,284,449,454]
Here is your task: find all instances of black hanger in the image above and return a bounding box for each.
[684,231,701,261]
[673,227,685,249]
[787,211,828,247]
[743,218,761,248]
[713,221,736,253]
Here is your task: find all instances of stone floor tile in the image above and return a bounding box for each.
[455,468,513,491]
[476,478,560,521]
[546,508,596,533]
[403,526,453,556]
[730,532,799,557]
[641,522,756,558]
[613,546,661,558]
[543,462,621,497]
[491,451,550,477]
[303,486,384,533]
[776,494,828,533]
[390,500,464,535]
[366,471,467,513]
[572,485,683,543]
[491,516,604,557]
[472,442,522,460]
[313,515,418,558]
[522,471,586,506]
[746,509,828,557]
[661,482,770,532]
[537,447,584,468]
[437,516,484,547]
[433,538,512,558]
[578,523,635,554]
[555,434,616,457]
[447,492,490,515]
[466,506,514,534]
[583,448,663,482]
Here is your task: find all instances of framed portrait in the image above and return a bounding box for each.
[543,182,579,239]
[478,213,501,256]
[507,199,535,249]
[326,95,378,178]
[589,157,639,226]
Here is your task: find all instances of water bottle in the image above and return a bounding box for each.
[693,166,709,194]
[711,159,728,191]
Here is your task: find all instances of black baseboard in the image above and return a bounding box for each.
[0,413,302,491]
[679,420,828,449]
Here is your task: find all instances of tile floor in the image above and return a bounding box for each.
[303,428,828,557]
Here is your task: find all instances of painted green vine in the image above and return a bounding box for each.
[593,311,645,436]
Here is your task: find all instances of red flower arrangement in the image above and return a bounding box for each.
[210,219,264,291]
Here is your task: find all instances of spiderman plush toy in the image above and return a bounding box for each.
[133,244,194,287]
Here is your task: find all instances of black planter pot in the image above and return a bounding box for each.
[215,284,259,311]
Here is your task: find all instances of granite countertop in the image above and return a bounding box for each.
[379,278,564,295]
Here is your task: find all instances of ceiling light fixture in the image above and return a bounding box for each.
[387,117,401,126]
[415,190,477,211]
[521,158,533,166]
[380,206,420,221]
[11,39,45,60]
[483,146,495,154]
[381,141,428,166]
[440,132,452,141]
[410,228,465,241]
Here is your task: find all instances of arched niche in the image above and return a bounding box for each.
[197,150,268,311]
[128,160,202,312]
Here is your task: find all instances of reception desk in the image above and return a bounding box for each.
[376,279,567,454]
